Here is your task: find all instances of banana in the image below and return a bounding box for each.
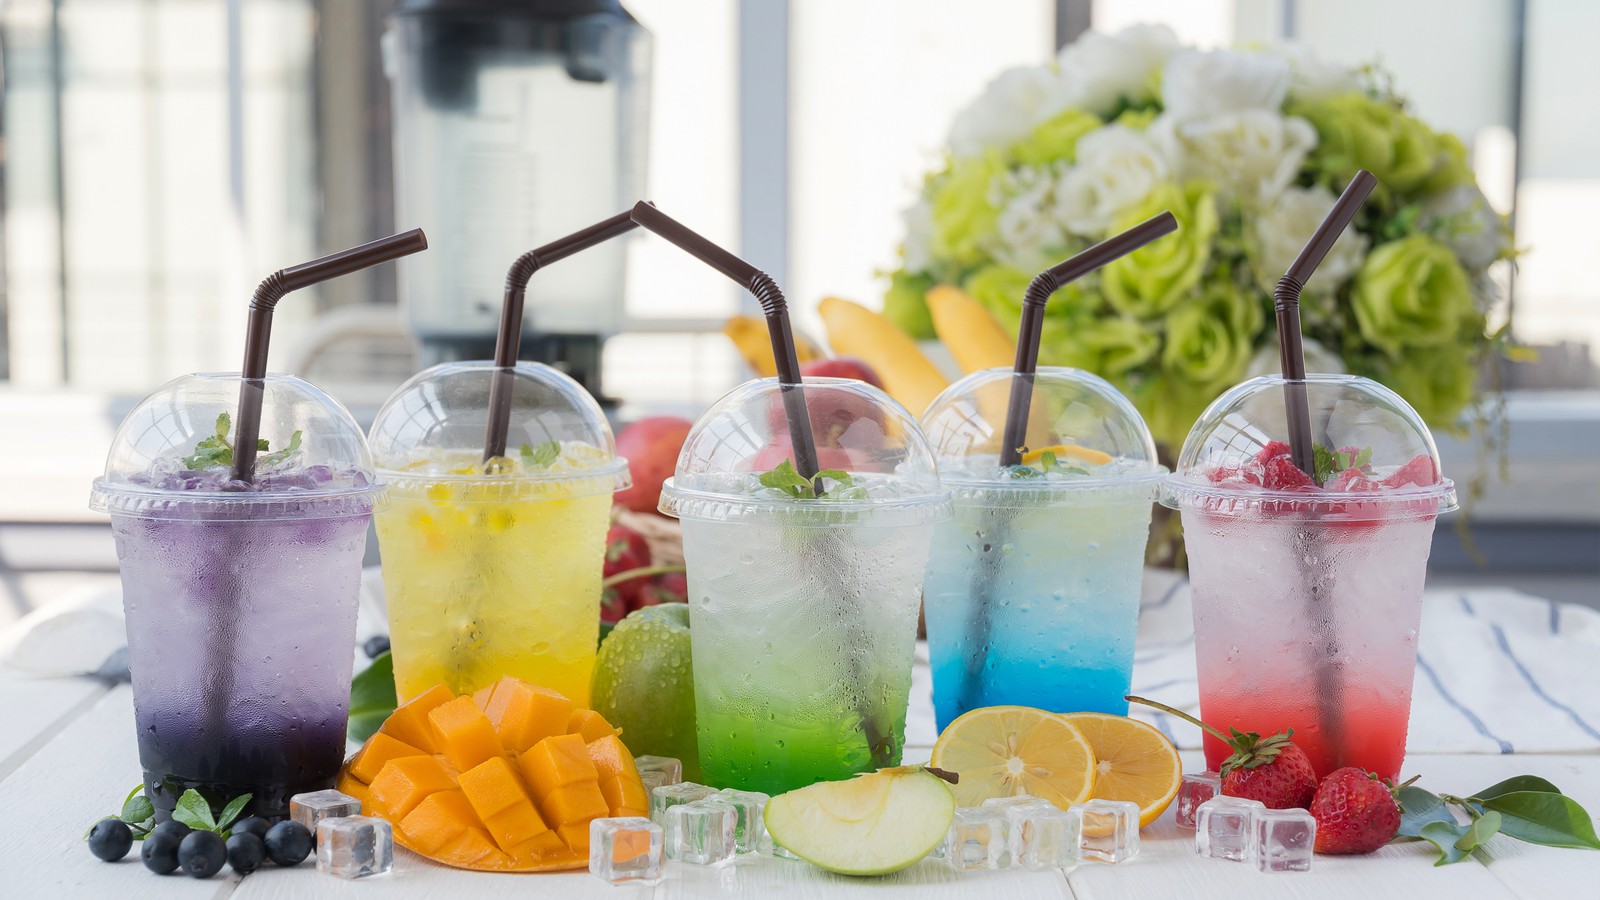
[925,284,1015,374]
[817,297,949,417]
[723,315,824,378]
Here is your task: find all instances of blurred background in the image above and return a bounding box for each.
[0,0,1595,626]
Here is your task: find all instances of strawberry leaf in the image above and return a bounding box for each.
[1481,791,1600,850]
[1396,785,1456,838]
[1472,775,1561,801]
[1419,819,1475,865]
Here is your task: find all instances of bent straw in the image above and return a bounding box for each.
[629,201,823,485]
[484,210,641,461]
[231,228,429,483]
[1275,169,1376,476]
[998,212,1179,467]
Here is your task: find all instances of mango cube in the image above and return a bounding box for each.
[518,733,599,798]
[370,755,457,821]
[567,708,618,743]
[349,731,427,784]
[483,677,575,754]
[429,696,502,772]
[379,683,454,752]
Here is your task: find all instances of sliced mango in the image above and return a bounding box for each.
[338,676,651,872]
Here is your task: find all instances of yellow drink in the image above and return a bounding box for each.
[376,449,614,703]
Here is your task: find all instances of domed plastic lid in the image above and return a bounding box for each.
[367,360,628,496]
[920,367,1165,501]
[1163,373,1457,520]
[90,373,379,520]
[660,377,950,523]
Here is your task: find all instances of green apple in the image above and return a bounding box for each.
[591,602,700,780]
[764,766,955,876]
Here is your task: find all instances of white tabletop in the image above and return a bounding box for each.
[4,661,1597,899]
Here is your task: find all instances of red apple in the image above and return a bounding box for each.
[765,360,890,449]
[615,416,694,513]
[750,442,864,474]
[800,357,882,388]
[602,522,652,613]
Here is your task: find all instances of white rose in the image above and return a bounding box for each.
[1419,184,1507,270]
[1054,24,1180,117]
[1245,335,1347,379]
[1050,125,1170,237]
[1250,185,1370,292]
[1161,49,1291,121]
[948,66,1061,158]
[1267,42,1362,103]
[900,195,936,273]
[991,166,1066,273]
[1153,110,1316,206]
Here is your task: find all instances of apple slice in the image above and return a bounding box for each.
[763,766,955,876]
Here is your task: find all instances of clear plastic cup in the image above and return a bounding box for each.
[659,377,951,794]
[919,367,1165,729]
[1162,373,1457,779]
[90,373,380,819]
[367,360,628,704]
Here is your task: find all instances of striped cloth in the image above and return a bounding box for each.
[1125,569,1600,755]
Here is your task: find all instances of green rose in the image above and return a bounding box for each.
[1037,315,1159,378]
[930,151,1006,267]
[1113,108,1158,132]
[1295,92,1436,194]
[1350,234,1475,357]
[1009,109,1100,167]
[1416,131,1476,195]
[1160,282,1266,390]
[882,270,936,339]
[1102,181,1220,319]
[1368,346,1478,432]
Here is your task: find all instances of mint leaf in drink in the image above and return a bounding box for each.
[1312,442,1375,486]
[1007,465,1043,479]
[759,459,814,498]
[523,440,561,468]
[215,412,231,440]
[172,789,218,832]
[348,650,398,744]
[1039,450,1058,469]
[257,430,303,468]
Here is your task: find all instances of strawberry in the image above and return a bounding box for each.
[1383,453,1437,489]
[603,522,652,608]
[1310,767,1402,854]
[1255,440,1292,464]
[1261,456,1316,491]
[1127,695,1318,810]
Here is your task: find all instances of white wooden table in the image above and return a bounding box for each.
[4,663,1597,899]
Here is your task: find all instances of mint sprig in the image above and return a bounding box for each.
[757,459,865,500]
[182,412,300,471]
[84,785,252,840]
[1311,442,1372,485]
[1396,776,1599,864]
[519,440,561,469]
[1007,448,1090,479]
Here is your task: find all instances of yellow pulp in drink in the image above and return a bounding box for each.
[376,448,614,704]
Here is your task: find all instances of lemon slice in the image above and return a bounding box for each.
[1059,712,1182,827]
[929,706,1096,809]
[1021,444,1114,466]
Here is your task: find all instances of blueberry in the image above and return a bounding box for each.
[363,635,391,659]
[149,819,192,842]
[225,832,267,875]
[87,819,133,861]
[263,820,313,867]
[230,816,271,840]
[178,830,226,878]
[141,830,183,875]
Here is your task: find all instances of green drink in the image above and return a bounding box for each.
[660,377,950,794]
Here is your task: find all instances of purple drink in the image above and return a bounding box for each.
[93,374,380,819]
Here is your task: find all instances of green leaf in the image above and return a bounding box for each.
[1040,450,1058,470]
[1473,775,1562,801]
[120,793,155,827]
[1420,819,1476,865]
[182,436,232,470]
[215,412,231,440]
[172,790,217,832]
[597,621,615,649]
[1482,791,1600,850]
[216,793,253,832]
[520,440,560,469]
[1457,810,1502,851]
[758,460,813,498]
[257,430,303,468]
[1353,446,1373,469]
[348,651,398,744]
[1007,465,1043,479]
[1397,785,1458,838]
[1312,443,1337,484]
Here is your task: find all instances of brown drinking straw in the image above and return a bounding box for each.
[629,201,823,485]
[1275,169,1377,477]
[483,210,642,461]
[231,229,429,483]
[997,212,1179,467]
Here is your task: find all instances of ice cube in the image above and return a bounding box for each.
[1253,808,1315,873]
[716,788,770,854]
[1194,796,1265,862]
[291,789,363,835]
[589,816,664,884]
[649,781,717,825]
[981,794,1053,814]
[1073,799,1140,864]
[1175,772,1221,829]
[315,816,392,879]
[943,807,1009,870]
[1006,805,1080,871]
[664,798,738,866]
[634,755,683,792]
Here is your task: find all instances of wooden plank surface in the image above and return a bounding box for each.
[0,673,108,780]
[5,675,1598,898]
